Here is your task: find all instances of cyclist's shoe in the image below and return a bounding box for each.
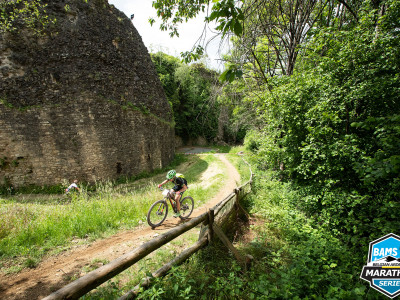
[173,212,181,218]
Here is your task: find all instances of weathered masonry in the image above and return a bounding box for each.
[0,0,174,187]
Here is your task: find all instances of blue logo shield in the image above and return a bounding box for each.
[361,233,400,298]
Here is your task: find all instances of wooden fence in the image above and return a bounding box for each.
[44,158,254,300]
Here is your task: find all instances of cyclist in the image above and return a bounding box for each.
[158,170,187,217]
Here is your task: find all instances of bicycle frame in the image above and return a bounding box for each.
[163,188,180,212]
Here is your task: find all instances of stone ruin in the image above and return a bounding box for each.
[0,0,175,187]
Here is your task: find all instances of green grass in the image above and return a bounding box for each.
[225,153,251,185]
[0,153,232,273]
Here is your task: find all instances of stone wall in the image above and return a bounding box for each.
[0,0,175,187]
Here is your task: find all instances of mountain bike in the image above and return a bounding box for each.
[147,188,194,228]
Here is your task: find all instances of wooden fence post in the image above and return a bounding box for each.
[235,187,250,221]
[234,188,240,220]
[212,223,245,269]
[208,209,214,242]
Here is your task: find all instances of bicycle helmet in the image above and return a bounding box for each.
[166,170,176,179]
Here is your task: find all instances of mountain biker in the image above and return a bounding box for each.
[158,170,188,217]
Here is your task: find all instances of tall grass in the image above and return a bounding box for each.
[0,153,230,272]
[224,146,251,185]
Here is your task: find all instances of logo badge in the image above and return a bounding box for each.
[360,233,400,298]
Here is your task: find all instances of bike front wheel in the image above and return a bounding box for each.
[179,196,194,219]
[147,200,168,228]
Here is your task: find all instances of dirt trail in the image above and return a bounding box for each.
[0,154,240,300]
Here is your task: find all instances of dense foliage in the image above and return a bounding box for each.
[243,0,400,250]
[151,52,221,142]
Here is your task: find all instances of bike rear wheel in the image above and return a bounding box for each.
[179,196,194,219]
[147,200,168,228]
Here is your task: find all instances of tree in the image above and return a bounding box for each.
[240,0,328,77]
[151,52,221,142]
[149,0,360,81]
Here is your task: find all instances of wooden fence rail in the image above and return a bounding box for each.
[44,157,253,300]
